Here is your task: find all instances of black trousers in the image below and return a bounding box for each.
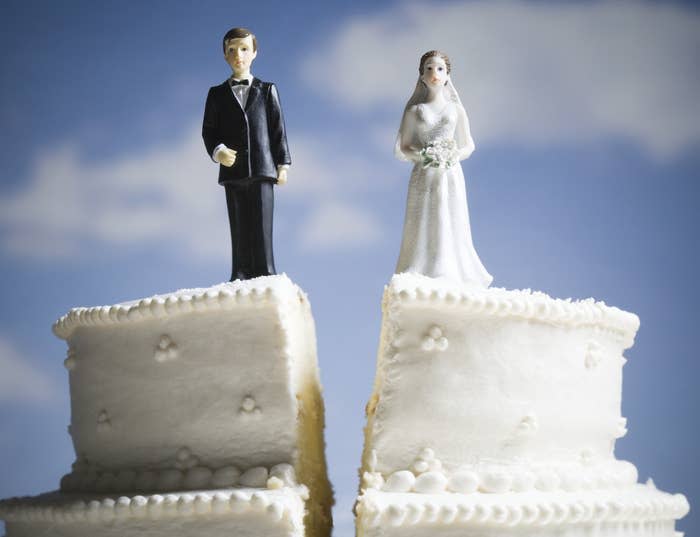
[224,180,276,281]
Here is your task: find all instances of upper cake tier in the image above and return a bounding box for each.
[54,275,329,508]
[362,273,640,488]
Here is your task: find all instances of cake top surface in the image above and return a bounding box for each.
[387,273,640,345]
[53,274,304,340]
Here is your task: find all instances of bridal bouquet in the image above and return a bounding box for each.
[419,139,457,169]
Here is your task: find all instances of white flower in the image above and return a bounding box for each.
[420,139,457,169]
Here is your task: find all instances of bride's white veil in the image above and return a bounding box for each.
[394,72,465,161]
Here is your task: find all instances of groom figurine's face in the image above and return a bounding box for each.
[224,35,257,78]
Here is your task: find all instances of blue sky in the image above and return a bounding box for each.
[1,1,698,535]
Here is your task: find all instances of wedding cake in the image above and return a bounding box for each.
[0,275,333,537]
[355,273,689,536]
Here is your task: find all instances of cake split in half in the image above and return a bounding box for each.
[356,273,689,537]
[1,275,333,537]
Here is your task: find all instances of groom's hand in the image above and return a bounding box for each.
[276,167,288,185]
[216,148,237,167]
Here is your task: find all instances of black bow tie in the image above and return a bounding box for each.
[230,79,250,86]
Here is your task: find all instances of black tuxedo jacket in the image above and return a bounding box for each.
[202,78,291,185]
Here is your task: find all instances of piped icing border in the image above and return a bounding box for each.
[0,486,308,525]
[387,273,640,346]
[363,456,640,495]
[60,463,297,494]
[356,483,689,528]
[53,274,305,340]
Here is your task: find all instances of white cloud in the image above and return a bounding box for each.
[0,337,59,404]
[299,199,382,250]
[0,124,385,261]
[304,0,700,157]
[0,127,225,260]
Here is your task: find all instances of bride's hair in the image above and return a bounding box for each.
[394,50,464,161]
[419,50,451,75]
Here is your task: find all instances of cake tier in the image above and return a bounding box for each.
[361,274,640,479]
[51,274,332,535]
[355,482,690,536]
[0,486,309,537]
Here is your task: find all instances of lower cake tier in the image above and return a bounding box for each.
[355,483,689,537]
[0,486,309,537]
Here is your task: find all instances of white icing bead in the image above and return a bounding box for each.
[428,326,442,339]
[384,471,415,493]
[193,494,211,515]
[99,498,116,522]
[158,335,172,349]
[480,469,512,493]
[266,476,284,489]
[211,493,229,514]
[211,466,241,487]
[440,504,458,524]
[456,503,474,522]
[404,502,422,525]
[362,471,384,490]
[240,466,269,488]
[511,470,536,492]
[86,500,100,523]
[421,337,435,351]
[535,469,561,491]
[414,471,447,494]
[250,491,270,510]
[241,396,256,412]
[386,504,406,527]
[115,496,131,517]
[411,460,429,474]
[560,469,583,491]
[183,466,213,489]
[420,448,435,461]
[269,463,296,486]
[130,496,147,517]
[134,470,158,491]
[229,491,249,513]
[115,469,136,490]
[157,469,183,491]
[435,337,449,351]
[423,501,439,522]
[447,470,479,493]
[177,494,195,516]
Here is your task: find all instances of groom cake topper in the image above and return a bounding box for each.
[202,27,291,281]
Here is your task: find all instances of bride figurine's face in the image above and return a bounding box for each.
[421,57,448,87]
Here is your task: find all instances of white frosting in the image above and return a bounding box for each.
[58,276,323,480]
[0,275,332,537]
[356,484,689,535]
[363,274,638,474]
[1,486,308,537]
[357,274,689,535]
[60,463,296,494]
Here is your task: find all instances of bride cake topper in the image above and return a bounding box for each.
[394,50,492,288]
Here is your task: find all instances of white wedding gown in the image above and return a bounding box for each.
[395,102,493,287]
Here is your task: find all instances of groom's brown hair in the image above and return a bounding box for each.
[222,27,257,52]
